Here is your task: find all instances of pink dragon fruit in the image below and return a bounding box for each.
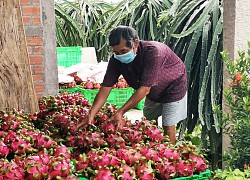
[116,164,136,180]
[75,153,89,172]
[144,126,165,142]
[176,160,194,177]
[1,161,25,180]
[36,151,51,165]
[156,161,177,179]
[140,147,162,163]
[33,134,56,150]
[24,156,49,180]
[121,127,143,145]
[84,80,94,89]
[176,142,196,160]
[48,158,72,179]
[93,169,115,180]
[77,131,107,148]
[95,112,109,125]
[159,147,180,162]
[100,121,116,135]
[0,141,9,157]
[10,138,33,155]
[190,155,207,173]
[117,148,143,166]
[106,134,126,149]
[53,145,71,160]
[93,83,101,89]
[0,114,20,131]
[136,162,154,180]
[116,81,126,88]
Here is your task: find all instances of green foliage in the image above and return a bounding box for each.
[213,166,250,180]
[220,43,250,169]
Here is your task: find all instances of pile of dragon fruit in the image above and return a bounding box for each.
[80,77,130,90]
[0,92,208,180]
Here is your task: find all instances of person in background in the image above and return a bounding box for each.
[76,25,187,144]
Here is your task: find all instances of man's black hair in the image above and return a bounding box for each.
[109,25,139,48]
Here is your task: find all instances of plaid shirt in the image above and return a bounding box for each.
[102,40,187,103]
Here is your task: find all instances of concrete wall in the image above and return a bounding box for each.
[41,0,58,95]
[223,0,250,167]
[20,0,58,100]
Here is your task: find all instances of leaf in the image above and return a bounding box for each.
[171,0,213,38]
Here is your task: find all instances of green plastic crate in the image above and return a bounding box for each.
[78,169,211,180]
[78,178,88,180]
[133,90,145,110]
[135,98,145,110]
[57,46,82,68]
[77,87,134,108]
[59,87,79,93]
[171,169,211,180]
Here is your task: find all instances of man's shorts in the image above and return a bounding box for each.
[143,92,187,126]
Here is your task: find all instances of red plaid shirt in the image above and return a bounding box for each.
[102,41,187,103]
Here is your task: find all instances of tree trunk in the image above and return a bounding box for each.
[0,0,38,113]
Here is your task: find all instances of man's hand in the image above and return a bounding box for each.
[73,115,94,133]
[108,111,123,132]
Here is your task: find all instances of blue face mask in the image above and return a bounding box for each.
[114,50,136,64]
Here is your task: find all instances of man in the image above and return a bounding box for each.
[77,25,187,144]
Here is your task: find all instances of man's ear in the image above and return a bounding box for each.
[134,39,139,49]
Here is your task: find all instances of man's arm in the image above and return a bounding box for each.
[88,86,113,119]
[108,86,151,131]
[118,86,151,115]
[75,86,113,130]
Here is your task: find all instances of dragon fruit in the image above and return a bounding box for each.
[121,127,143,145]
[93,169,115,180]
[136,162,154,180]
[100,121,116,135]
[176,160,194,177]
[93,83,101,89]
[24,156,49,180]
[116,81,126,88]
[116,164,136,180]
[1,161,25,180]
[75,153,89,172]
[33,134,56,149]
[144,126,165,142]
[84,80,94,89]
[106,134,126,149]
[48,158,72,179]
[36,151,51,165]
[156,161,177,179]
[77,131,107,148]
[190,155,207,173]
[117,148,143,166]
[159,147,180,162]
[10,138,34,155]
[95,112,109,125]
[0,116,19,131]
[0,141,9,157]
[53,145,71,160]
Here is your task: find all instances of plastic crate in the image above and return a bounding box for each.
[59,87,79,93]
[57,46,82,67]
[77,87,134,108]
[78,169,211,180]
[133,90,145,110]
[171,169,211,180]
[135,98,145,110]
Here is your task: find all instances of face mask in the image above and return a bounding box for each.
[114,50,136,64]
